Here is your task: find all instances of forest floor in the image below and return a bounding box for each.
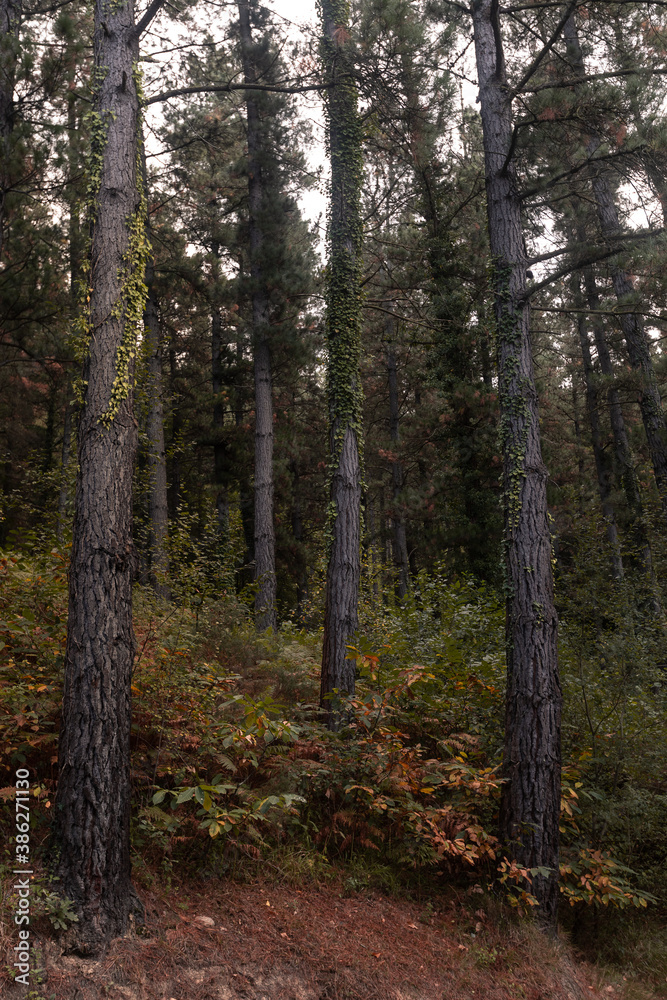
[1,561,666,1000]
[0,872,659,1000]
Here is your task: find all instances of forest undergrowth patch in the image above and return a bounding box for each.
[0,548,666,997]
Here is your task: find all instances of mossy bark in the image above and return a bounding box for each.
[53,0,145,954]
[319,0,364,729]
[472,0,561,927]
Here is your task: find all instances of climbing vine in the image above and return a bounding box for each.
[492,258,531,536]
[70,54,150,426]
[101,62,150,427]
[318,0,364,543]
[70,66,110,375]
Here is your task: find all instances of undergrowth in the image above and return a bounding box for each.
[0,546,666,996]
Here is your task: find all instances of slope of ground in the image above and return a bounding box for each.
[0,874,650,1000]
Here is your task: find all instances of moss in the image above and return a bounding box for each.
[318,0,365,547]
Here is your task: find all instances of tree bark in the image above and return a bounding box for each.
[211,296,229,539]
[386,315,410,598]
[563,14,667,523]
[590,170,667,521]
[143,245,170,600]
[582,265,654,576]
[319,0,363,728]
[53,0,146,953]
[238,0,277,632]
[57,76,82,544]
[56,394,74,541]
[290,459,309,623]
[0,0,19,261]
[167,334,181,520]
[571,274,623,580]
[472,0,561,927]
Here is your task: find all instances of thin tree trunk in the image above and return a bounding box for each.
[53,0,146,953]
[168,336,181,520]
[210,239,230,540]
[57,78,81,543]
[144,253,170,600]
[590,171,667,520]
[290,459,309,623]
[211,303,231,538]
[582,266,654,575]
[386,316,410,598]
[238,0,277,632]
[56,395,74,541]
[472,0,561,927]
[571,275,623,579]
[319,0,363,728]
[0,0,19,261]
[365,493,380,606]
[564,14,667,522]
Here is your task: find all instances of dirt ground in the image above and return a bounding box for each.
[0,876,636,1000]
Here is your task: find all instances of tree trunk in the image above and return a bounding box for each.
[143,244,170,600]
[0,0,19,261]
[210,239,230,541]
[238,0,277,632]
[56,394,74,541]
[472,0,561,927]
[290,459,309,623]
[319,0,363,728]
[168,335,181,520]
[564,14,667,523]
[57,77,82,544]
[571,275,623,579]
[590,170,667,520]
[386,318,410,598]
[582,268,654,576]
[53,0,146,953]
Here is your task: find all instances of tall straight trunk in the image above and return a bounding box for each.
[53,0,147,953]
[210,239,230,539]
[590,171,667,519]
[385,317,410,598]
[57,79,82,542]
[144,256,169,600]
[472,0,561,926]
[583,266,654,575]
[0,0,19,261]
[563,14,667,522]
[238,0,276,632]
[168,335,181,520]
[234,328,254,584]
[141,145,169,599]
[56,395,74,541]
[571,275,623,579]
[290,459,309,623]
[319,0,363,728]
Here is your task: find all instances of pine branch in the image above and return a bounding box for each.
[519,146,644,202]
[522,66,667,94]
[145,79,336,106]
[523,228,665,300]
[511,0,578,95]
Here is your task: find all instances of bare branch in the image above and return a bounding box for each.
[134,0,169,37]
[511,0,578,95]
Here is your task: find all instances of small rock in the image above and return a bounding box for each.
[194,915,215,927]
